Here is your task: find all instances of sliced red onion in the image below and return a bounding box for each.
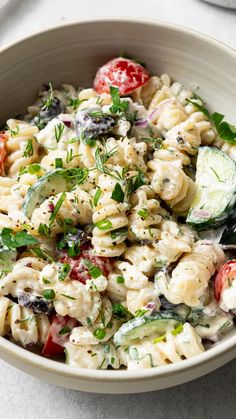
[192,210,211,218]
[134,118,148,127]
[149,98,175,121]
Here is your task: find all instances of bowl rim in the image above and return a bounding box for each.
[0,17,235,381]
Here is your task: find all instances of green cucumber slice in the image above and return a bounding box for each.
[113,312,182,346]
[187,147,236,229]
[22,168,88,218]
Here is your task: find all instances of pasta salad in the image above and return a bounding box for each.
[0,57,235,370]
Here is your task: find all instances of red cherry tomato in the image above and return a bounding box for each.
[94,57,150,96]
[59,247,112,285]
[42,314,78,357]
[214,260,236,303]
[0,132,7,176]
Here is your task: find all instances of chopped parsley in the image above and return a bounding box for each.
[187,98,236,144]
[109,86,129,115]
[116,275,125,284]
[0,228,38,249]
[111,182,124,203]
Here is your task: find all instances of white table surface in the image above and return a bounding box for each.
[0,0,236,418]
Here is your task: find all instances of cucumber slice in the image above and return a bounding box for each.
[187,147,236,229]
[113,312,182,346]
[22,168,88,218]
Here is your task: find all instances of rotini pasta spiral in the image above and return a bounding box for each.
[156,241,225,306]
[92,173,129,257]
[5,119,39,176]
[31,187,92,236]
[119,323,204,370]
[0,296,50,346]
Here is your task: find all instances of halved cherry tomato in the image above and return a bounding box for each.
[93,57,150,96]
[42,314,78,357]
[59,247,112,285]
[0,132,7,176]
[214,260,236,303]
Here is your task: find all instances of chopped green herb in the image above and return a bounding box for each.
[116,275,125,284]
[6,124,20,137]
[42,277,51,285]
[171,323,183,335]
[141,137,163,149]
[109,86,129,115]
[0,228,38,249]
[49,192,66,225]
[54,122,65,142]
[95,144,120,179]
[93,328,106,340]
[111,183,124,203]
[23,139,34,157]
[135,308,148,317]
[153,334,166,344]
[38,223,51,237]
[61,167,88,185]
[95,219,113,230]
[110,227,128,240]
[86,317,92,326]
[57,262,71,281]
[58,325,72,335]
[55,158,63,169]
[138,208,148,219]
[68,98,86,110]
[187,98,236,144]
[83,259,102,279]
[43,82,54,108]
[93,188,102,207]
[27,163,41,175]
[60,293,76,300]
[43,289,55,300]
[126,168,146,195]
[112,303,131,319]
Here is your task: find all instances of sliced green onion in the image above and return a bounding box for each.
[95,219,113,230]
[43,289,55,300]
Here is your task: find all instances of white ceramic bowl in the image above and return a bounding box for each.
[0,19,235,393]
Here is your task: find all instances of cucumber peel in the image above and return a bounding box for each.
[113,312,182,346]
[187,147,236,229]
[22,168,88,218]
